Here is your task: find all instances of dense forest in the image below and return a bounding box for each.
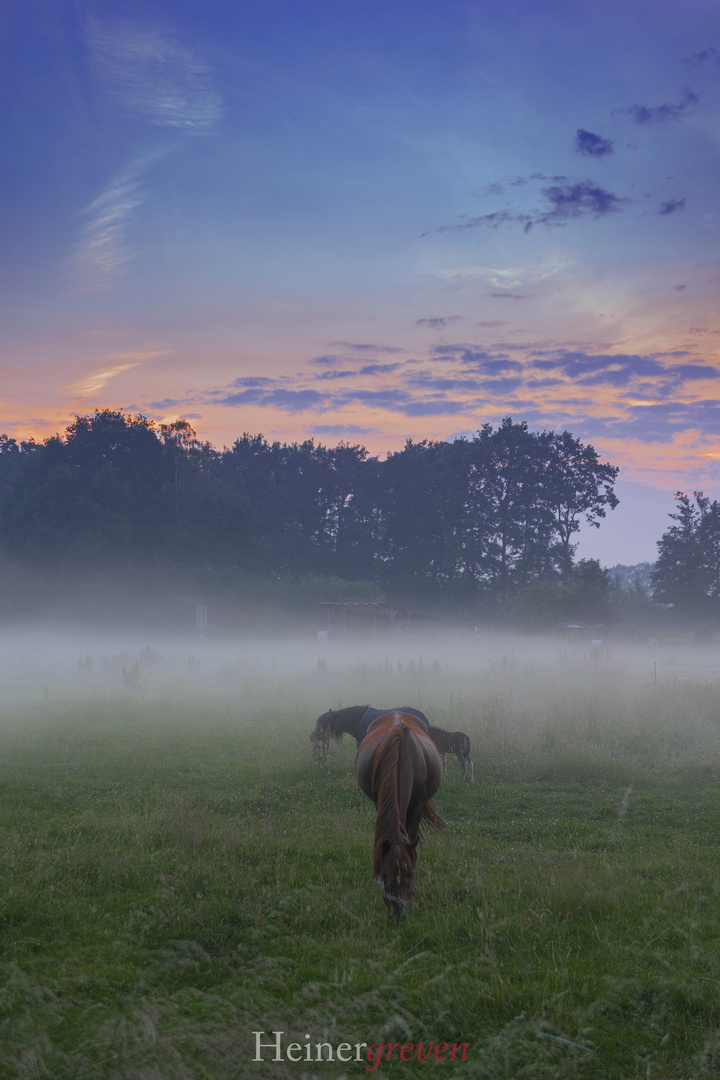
[0,409,715,628]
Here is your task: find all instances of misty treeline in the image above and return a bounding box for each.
[0,410,621,618]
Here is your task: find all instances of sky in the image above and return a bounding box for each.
[2,0,719,565]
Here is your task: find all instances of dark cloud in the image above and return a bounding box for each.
[575,129,614,157]
[476,320,507,327]
[527,350,720,394]
[405,373,472,391]
[591,400,720,443]
[681,47,719,67]
[525,377,565,389]
[513,172,568,186]
[336,388,410,409]
[316,369,359,380]
[488,292,529,299]
[316,362,404,380]
[309,424,373,436]
[666,362,720,381]
[329,386,471,418]
[358,362,405,375]
[218,388,327,412]
[330,341,404,353]
[535,182,628,225]
[481,377,524,393]
[312,355,341,366]
[415,316,462,328]
[206,342,720,433]
[675,284,687,292]
[459,352,523,374]
[531,351,662,380]
[430,173,626,235]
[613,89,699,126]
[659,198,686,215]
[401,400,469,417]
[228,376,274,388]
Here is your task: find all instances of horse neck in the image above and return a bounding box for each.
[428,725,452,752]
[333,705,368,738]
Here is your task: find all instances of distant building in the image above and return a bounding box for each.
[319,601,432,638]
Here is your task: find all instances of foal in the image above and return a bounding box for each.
[427,725,474,783]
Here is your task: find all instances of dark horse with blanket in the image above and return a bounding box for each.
[354,710,444,916]
[311,704,474,781]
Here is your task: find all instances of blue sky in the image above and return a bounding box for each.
[2,0,719,562]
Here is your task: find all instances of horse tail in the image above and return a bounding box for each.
[371,725,415,902]
[420,799,445,834]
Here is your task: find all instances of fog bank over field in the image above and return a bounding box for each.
[3,625,720,1078]
[2,628,720,780]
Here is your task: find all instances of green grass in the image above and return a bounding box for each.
[1,640,720,1078]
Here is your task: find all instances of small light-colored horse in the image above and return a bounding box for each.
[354,710,444,917]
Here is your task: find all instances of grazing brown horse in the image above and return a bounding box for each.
[427,725,474,783]
[354,710,444,917]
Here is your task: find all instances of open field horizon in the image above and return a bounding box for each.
[2,631,720,1078]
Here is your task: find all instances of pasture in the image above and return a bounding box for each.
[1,632,720,1079]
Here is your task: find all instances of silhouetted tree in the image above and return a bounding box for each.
[653,492,720,612]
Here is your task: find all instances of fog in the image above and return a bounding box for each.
[3,627,720,780]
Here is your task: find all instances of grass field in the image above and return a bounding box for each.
[2,632,720,1079]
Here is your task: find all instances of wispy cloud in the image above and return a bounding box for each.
[659,198,686,216]
[430,178,628,235]
[70,154,163,291]
[430,257,567,288]
[415,316,462,328]
[681,47,719,67]
[68,350,168,397]
[87,17,224,132]
[612,88,699,126]
[329,342,405,353]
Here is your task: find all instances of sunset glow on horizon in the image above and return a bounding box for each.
[3,0,720,562]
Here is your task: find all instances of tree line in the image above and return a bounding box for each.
[0,410,621,614]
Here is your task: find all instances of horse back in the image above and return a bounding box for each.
[355,711,443,803]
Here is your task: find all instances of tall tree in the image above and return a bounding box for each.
[653,492,720,612]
